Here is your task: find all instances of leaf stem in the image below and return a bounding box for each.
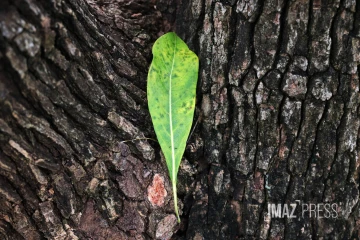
[172,180,181,223]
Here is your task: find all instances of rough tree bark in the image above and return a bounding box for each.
[0,0,360,239]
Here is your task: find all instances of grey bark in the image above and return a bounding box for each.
[0,0,360,239]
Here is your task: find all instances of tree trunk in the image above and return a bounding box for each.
[0,0,359,239]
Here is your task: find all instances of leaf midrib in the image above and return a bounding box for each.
[169,35,176,182]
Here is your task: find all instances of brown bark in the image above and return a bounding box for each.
[0,0,360,239]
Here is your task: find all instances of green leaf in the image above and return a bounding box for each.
[147,32,199,222]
